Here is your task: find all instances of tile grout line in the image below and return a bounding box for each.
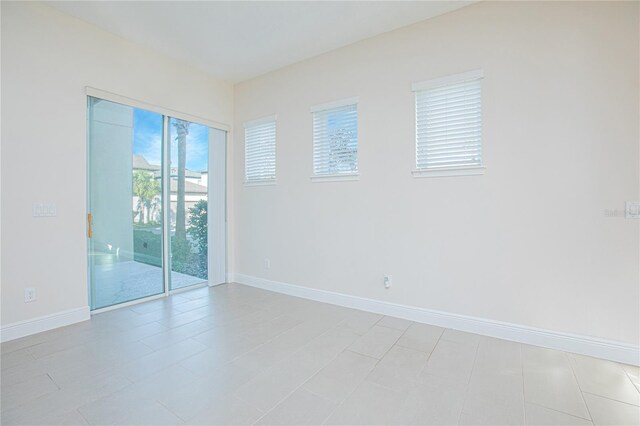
[412,326,444,379]
[222,319,325,367]
[319,319,400,425]
[454,337,481,425]
[373,316,412,333]
[342,348,380,362]
[46,372,62,390]
[581,390,640,407]
[320,320,415,425]
[75,407,91,425]
[155,397,189,423]
[319,317,417,422]
[248,318,367,424]
[520,342,527,426]
[306,385,346,426]
[320,349,379,426]
[348,326,405,363]
[624,370,640,395]
[615,363,640,397]
[234,391,266,422]
[525,401,597,423]
[566,352,595,422]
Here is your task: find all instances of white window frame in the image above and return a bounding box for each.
[244,115,277,186]
[411,70,485,178]
[310,97,359,182]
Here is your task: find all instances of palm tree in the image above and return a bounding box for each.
[149,195,161,223]
[173,119,190,239]
[133,170,160,224]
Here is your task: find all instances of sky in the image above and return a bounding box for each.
[133,108,209,171]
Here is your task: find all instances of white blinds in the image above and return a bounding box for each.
[313,103,358,176]
[244,118,276,182]
[415,75,482,170]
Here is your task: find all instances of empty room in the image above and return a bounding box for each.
[1,1,639,425]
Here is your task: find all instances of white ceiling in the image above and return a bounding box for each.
[48,1,473,83]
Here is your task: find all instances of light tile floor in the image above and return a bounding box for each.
[1,283,638,425]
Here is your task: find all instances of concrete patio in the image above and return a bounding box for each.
[92,260,206,309]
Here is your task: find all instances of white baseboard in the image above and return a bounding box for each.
[232,273,640,366]
[0,306,90,343]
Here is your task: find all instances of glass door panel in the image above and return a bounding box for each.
[167,117,209,290]
[88,97,165,309]
[88,94,227,309]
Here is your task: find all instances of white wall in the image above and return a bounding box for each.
[232,2,640,345]
[0,2,233,327]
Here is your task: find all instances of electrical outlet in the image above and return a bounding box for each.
[24,288,37,303]
[384,275,392,289]
[264,258,271,269]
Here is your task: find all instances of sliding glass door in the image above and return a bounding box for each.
[88,98,165,309]
[87,95,226,310]
[168,118,209,290]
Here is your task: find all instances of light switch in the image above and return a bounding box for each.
[32,202,57,217]
[626,201,640,219]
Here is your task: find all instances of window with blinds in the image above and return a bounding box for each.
[244,117,276,183]
[413,70,483,174]
[312,99,358,177]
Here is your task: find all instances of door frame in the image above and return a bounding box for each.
[86,87,230,314]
